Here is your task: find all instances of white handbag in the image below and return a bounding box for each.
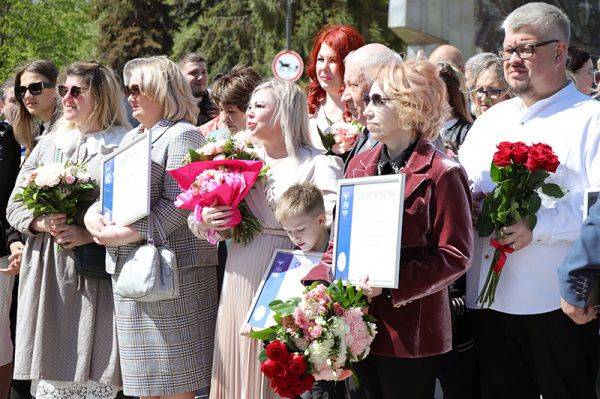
[114,214,180,302]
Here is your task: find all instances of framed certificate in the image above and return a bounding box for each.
[244,249,323,331]
[100,133,151,226]
[333,174,405,288]
[584,187,600,220]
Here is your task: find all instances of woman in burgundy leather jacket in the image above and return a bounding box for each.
[306,59,473,399]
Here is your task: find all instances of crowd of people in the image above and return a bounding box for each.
[1,2,600,399]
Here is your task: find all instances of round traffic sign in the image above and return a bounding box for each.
[271,50,304,82]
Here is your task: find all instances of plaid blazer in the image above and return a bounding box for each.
[105,119,217,274]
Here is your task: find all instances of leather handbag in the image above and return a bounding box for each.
[73,243,110,280]
[113,214,180,302]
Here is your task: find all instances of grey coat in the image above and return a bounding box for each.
[6,126,127,386]
[104,118,217,273]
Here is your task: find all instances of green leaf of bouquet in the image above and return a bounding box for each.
[527,169,549,190]
[527,194,542,215]
[490,163,502,182]
[541,183,565,198]
[188,149,201,162]
[259,349,267,362]
[528,214,538,230]
[248,327,278,341]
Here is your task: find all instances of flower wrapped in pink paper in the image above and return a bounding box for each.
[169,159,263,244]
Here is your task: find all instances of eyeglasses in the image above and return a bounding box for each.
[15,82,55,100]
[363,93,392,107]
[470,87,507,100]
[57,85,88,98]
[497,39,559,61]
[124,84,141,97]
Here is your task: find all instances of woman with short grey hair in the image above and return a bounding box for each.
[467,54,510,116]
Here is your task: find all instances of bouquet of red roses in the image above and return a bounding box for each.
[476,142,565,307]
[260,340,315,399]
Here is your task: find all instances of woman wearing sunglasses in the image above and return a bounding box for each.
[7,61,130,399]
[13,60,62,157]
[85,56,219,399]
[307,59,472,399]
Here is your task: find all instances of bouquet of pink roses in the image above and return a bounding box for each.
[170,132,265,244]
[250,281,377,397]
[15,161,97,224]
[318,121,364,156]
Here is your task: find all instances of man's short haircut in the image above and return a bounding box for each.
[178,53,206,67]
[345,45,402,84]
[275,183,326,222]
[502,2,571,43]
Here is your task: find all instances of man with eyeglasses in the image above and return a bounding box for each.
[459,3,600,398]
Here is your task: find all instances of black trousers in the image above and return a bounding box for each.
[346,353,442,399]
[475,309,599,399]
[437,345,480,399]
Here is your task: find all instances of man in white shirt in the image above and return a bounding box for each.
[459,3,600,398]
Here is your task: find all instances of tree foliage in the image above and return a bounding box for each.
[171,0,405,80]
[0,0,97,83]
[93,0,177,76]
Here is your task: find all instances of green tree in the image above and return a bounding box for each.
[0,0,97,83]
[93,0,177,76]
[171,0,405,80]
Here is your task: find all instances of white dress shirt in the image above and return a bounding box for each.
[459,83,600,314]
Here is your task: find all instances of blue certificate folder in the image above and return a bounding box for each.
[332,175,405,289]
[101,157,115,220]
[334,184,354,282]
[246,249,323,330]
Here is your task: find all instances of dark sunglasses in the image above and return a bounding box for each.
[123,84,141,97]
[363,93,392,107]
[15,82,55,100]
[57,85,88,98]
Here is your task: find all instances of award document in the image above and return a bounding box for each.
[333,175,405,288]
[101,133,151,226]
[245,249,323,331]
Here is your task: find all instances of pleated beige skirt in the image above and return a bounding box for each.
[209,233,294,399]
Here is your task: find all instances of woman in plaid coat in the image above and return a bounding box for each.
[86,56,218,398]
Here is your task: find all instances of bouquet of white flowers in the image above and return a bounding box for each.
[15,161,97,224]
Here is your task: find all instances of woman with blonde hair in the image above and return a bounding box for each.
[7,61,130,399]
[192,78,343,399]
[308,59,473,398]
[85,55,219,399]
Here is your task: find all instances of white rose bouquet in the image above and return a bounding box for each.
[14,161,97,224]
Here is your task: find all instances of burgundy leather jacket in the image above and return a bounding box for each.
[305,139,473,358]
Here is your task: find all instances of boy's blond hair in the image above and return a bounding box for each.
[275,183,325,222]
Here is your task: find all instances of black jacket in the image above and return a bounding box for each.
[0,122,21,256]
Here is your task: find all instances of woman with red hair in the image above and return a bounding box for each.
[306,25,364,143]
